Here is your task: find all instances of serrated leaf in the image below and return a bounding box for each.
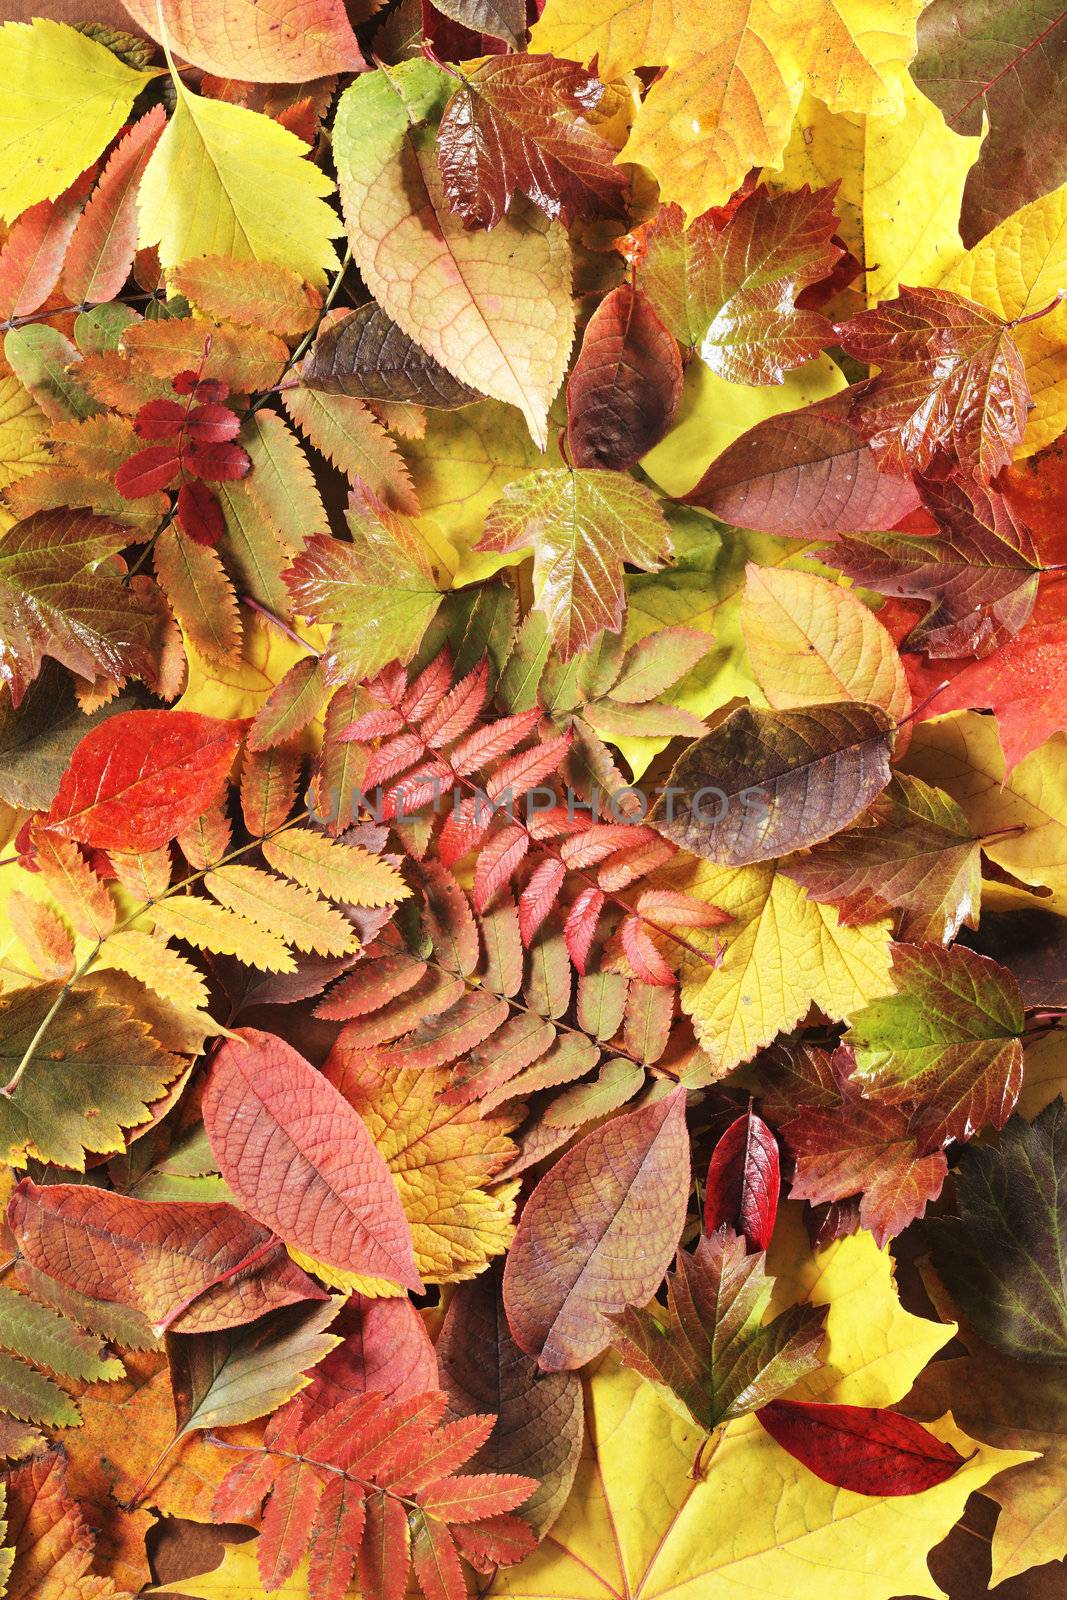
[205,866,360,958]
[94,929,212,1014]
[62,106,166,304]
[152,896,298,974]
[262,828,409,909]
[283,386,418,514]
[0,1283,122,1385]
[302,302,481,408]
[120,0,363,80]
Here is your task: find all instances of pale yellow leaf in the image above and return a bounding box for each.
[262,827,409,908]
[205,865,360,957]
[150,897,297,973]
[0,378,50,493]
[95,930,211,1014]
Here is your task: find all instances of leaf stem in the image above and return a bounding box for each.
[241,595,321,656]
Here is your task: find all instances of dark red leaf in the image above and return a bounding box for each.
[703,1108,780,1250]
[185,401,242,444]
[185,440,252,482]
[566,285,682,471]
[115,444,181,498]
[756,1398,968,1495]
[176,479,225,547]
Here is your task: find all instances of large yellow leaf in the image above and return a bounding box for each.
[0,378,50,493]
[741,564,910,720]
[772,79,982,302]
[938,182,1067,457]
[485,1211,1030,1600]
[0,19,159,221]
[530,0,926,220]
[137,76,341,282]
[661,858,895,1068]
[901,712,1067,901]
[333,61,574,448]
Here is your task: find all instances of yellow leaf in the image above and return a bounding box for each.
[137,76,341,282]
[205,865,361,958]
[938,182,1067,457]
[334,62,575,449]
[95,930,211,1016]
[661,858,895,1068]
[328,1056,519,1283]
[772,79,982,303]
[901,713,1067,899]
[1017,1027,1067,1120]
[150,897,297,974]
[0,19,159,221]
[262,828,409,909]
[0,378,49,493]
[641,352,846,500]
[530,0,926,220]
[741,564,910,721]
[176,612,328,737]
[486,1214,1032,1600]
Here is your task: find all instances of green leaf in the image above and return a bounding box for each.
[0,1352,79,1429]
[610,1227,827,1430]
[0,1285,123,1384]
[929,1097,1067,1363]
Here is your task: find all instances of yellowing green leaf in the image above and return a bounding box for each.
[0,18,159,221]
[741,563,910,721]
[530,0,926,220]
[772,78,982,302]
[939,181,1067,457]
[138,78,341,282]
[661,858,895,1069]
[334,60,574,448]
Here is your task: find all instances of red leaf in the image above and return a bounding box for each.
[473,823,529,912]
[185,439,252,481]
[703,1108,780,1250]
[63,107,166,304]
[518,857,566,945]
[563,884,604,973]
[756,1398,968,1494]
[0,171,93,321]
[115,444,181,497]
[44,709,242,851]
[566,284,682,470]
[185,401,242,444]
[358,1490,410,1600]
[134,398,187,440]
[308,1476,366,1600]
[619,915,674,986]
[203,1028,423,1291]
[176,478,225,547]
[411,1514,466,1600]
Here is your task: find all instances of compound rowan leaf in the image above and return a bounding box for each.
[203,1029,422,1291]
[479,468,672,658]
[0,18,159,221]
[837,285,1032,479]
[611,1226,826,1430]
[741,564,910,722]
[642,185,841,382]
[756,1398,967,1494]
[566,285,682,471]
[704,1108,780,1249]
[283,385,419,515]
[62,106,166,305]
[529,0,926,220]
[302,303,481,408]
[784,773,982,944]
[334,59,575,448]
[502,1086,689,1370]
[683,393,921,534]
[437,1263,583,1537]
[0,510,164,706]
[651,701,894,866]
[137,77,341,282]
[171,256,322,337]
[7,1179,327,1336]
[43,709,242,852]
[436,54,628,231]
[846,941,1025,1151]
[928,1096,1067,1363]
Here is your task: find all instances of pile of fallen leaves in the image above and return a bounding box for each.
[0,2,1064,1598]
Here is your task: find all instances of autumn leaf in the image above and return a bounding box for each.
[703,1107,780,1249]
[204,1030,422,1292]
[756,1397,968,1495]
[119,0,364,82]
[302,302,481,409]
[2,1448,131,1600]
[62,107,166,306]
[478,467,673,657]
[503,1087,689,1370]
[565,285,682,471]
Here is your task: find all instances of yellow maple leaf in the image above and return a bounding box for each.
[660,858,895,1069]
[772,78,982,302]
[530,0,926,220]
[938,181,1067,457]
[0,19,159,221]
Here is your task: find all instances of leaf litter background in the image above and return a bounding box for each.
[0,1,1065,1599]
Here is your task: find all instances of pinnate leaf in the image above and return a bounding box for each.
[171,255,322,336]
[62,106,166,305]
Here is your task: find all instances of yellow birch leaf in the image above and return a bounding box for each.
[938,181,1067,457]
[741,564,910,721]
[530,0,926,221]
[0,19,159,221]
[771,80,982,303]
[334,61,575,449]
[485,1215,1031,1600]
[660,858,895,1069]
[137,76,341,282]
